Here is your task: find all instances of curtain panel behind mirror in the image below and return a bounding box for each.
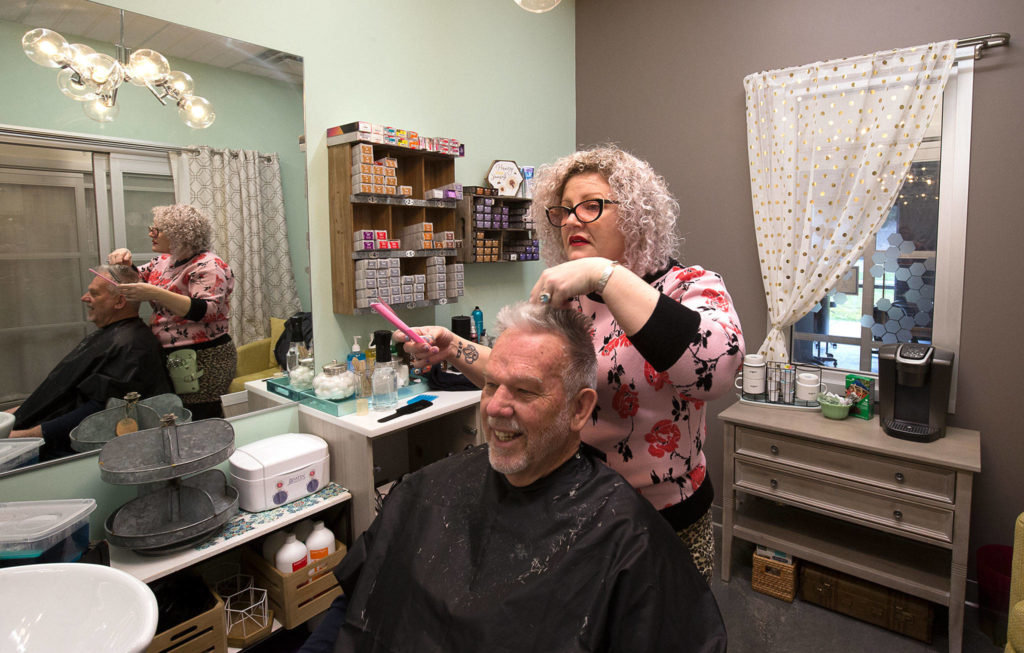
[744,40,957,362]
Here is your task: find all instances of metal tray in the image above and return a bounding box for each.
[70,394,192,452]
[98,418,234,485]
[105,469,239,553]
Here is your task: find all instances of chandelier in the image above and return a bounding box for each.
[514,0,562,13]
[20,11,215,128]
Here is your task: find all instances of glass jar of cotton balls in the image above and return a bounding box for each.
[288,356,316,391]
[313,360,357,400]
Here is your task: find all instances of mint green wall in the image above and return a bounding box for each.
[0,19,311,310]
[0,404,302,535]
[1,0,574,508]
[105,0,577,363]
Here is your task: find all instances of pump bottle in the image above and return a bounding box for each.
[346,336,365,372]
[371,329,398,411]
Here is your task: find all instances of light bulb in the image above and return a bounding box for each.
[57,67,99,101]
[128,49,170,86]
[513,0,562,13]
[67,43,96,70]
[81,52,124,92]
[177,95,215,129]
[165,71,194,96]
[83,97,119,123]
[22,28,70,68]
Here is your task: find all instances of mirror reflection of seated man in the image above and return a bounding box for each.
[6,264,172,460]
[300,302,726,653]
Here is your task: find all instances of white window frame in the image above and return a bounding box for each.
[794,47,975,412]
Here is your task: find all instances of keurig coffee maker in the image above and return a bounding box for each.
[878,343,954,442]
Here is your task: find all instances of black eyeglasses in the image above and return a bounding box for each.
[545,199,619,227]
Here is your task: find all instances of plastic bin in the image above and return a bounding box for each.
[978,543,1013,647]
[0,499,96,567]
[0,438,44,472]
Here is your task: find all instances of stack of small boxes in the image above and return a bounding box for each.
[473,234,500,262]
[353,229,400,252]
[446,262,465,299]
[399,222,458,251]
[354,259,401,309]
[472,196,506,229]
[350,144,413,197]
[424,257,446,301]
[503,237,539,262]
[327,121,462,156]
[424,183,464,201]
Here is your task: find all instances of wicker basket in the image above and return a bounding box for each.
[751,552,798,602]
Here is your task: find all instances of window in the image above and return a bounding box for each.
[0,137,174,406]
[790,50,975,406]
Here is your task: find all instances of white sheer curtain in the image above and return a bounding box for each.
[173,146,301,346]
[744,41,956,361]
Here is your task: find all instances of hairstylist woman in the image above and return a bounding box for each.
[108,204,236,419]
[396,146,744,582]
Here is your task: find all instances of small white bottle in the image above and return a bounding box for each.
[305,521,336,578]
[275,533,309,574]
[293,519,315,543]
[262,530,288,563]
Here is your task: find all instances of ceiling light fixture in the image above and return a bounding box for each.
[514,0,562,13]
[21,10,215,128]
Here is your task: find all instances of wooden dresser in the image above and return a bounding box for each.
[718,401,981,653]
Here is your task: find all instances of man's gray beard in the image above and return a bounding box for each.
[487,409,572,478]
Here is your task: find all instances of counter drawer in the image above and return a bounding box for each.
[735,426,955,504]
[734,459,954,545]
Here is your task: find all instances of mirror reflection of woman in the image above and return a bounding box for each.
[397,146,745,582]
[108,204,236,419]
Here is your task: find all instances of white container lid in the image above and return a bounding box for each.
[0,499,97,556]
[229,433,327,482]
[0,438,44,472]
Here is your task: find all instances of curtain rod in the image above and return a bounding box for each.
[0,125,276,160]
[957,33,1010,59]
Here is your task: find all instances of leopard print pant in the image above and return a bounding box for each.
[176,339,237,406]
[676,508,714,585]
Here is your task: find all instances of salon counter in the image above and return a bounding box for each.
[244,380,482,534]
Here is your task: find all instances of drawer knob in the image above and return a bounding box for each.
[770,445,779,455]
[895,472,905,483]
[770,479,779,489]
[893,510,903,521]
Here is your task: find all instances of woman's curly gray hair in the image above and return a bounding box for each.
[152,204,212,259]
[529,145,680,276]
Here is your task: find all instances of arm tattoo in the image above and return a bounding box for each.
[456,341,480,364]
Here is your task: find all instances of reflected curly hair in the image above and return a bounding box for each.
[152,204,211,259]
[529,145,680,276]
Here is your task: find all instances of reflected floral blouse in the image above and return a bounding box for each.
[139,251,234,348]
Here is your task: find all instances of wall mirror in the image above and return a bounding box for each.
[0,0,308,477]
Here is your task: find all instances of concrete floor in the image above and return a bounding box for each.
[714,535,1004,653]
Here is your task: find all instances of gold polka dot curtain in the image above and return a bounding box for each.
[743,41,956,362]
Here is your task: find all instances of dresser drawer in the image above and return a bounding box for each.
[734,459,954,545]
[735,426,955,504]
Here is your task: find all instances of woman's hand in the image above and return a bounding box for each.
[115,282,162,303]
[392,326,452,372]
[530,257,613,306]
[108,248,134,265]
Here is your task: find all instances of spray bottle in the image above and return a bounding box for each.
[472,306,484,343]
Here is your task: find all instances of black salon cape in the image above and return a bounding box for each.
[321,444,726,653]
[13,317,171,458]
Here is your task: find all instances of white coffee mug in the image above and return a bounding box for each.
[795,379,827,402]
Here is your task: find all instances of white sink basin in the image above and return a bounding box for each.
[0,562,158,653]
[0,411,14,438]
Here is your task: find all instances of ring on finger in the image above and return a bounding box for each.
[539,292,551,304]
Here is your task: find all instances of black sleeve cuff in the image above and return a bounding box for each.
[629,293,701,373]
[185,297,208,321]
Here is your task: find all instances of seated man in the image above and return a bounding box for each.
[302,302,726,653]
[8,264,172,460]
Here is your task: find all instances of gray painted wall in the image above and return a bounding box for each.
[576,0,1024,575]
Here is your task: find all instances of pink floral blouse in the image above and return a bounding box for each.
[138,252,234,348]
[574,261,744,520]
